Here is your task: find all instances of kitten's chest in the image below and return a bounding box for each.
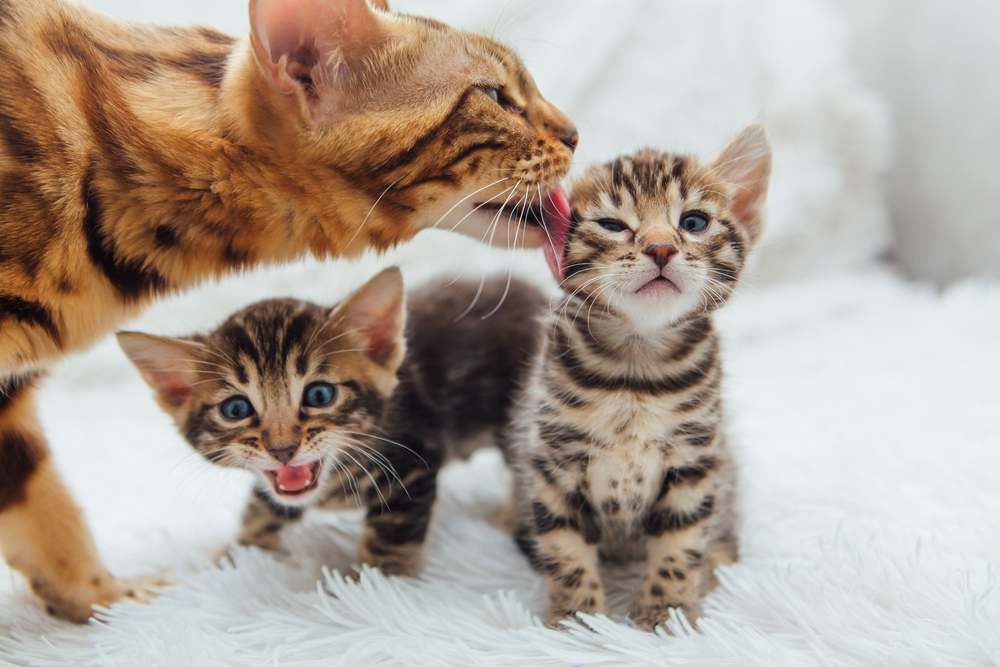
[587,439,665,520]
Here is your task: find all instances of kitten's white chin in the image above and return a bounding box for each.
[613,286,702,335]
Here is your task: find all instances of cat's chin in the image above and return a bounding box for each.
[444,187,571,252]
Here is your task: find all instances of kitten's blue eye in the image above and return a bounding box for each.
[597,218,629,233]
[220,396,254,421]
[480,86,500,104]
[680,213,710,234]
[303,382,337,408]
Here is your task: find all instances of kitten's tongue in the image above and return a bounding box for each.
[275,464,312,493]
[541,188,572,282]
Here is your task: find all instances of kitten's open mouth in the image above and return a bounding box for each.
[266,461,321,497]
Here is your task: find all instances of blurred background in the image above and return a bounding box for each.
[84,0,1000,286]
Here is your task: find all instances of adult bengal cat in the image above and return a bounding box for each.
[0,0,576,621]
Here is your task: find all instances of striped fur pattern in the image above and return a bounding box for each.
[0,0,575,620]
[510,126,772,630]
[119,270,547,577]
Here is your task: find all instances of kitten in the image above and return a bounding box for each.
[511,126,772,630]
[0,0,575,620]
[118,269,547,576]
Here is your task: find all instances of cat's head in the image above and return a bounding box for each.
[238,0,576,251]
[552,125,772,331]
[117,268,406,507]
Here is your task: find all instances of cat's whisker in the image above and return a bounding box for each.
[340,439,410,500]
[431,177,512,231]
[340,431,429,468]
[347,176,407,249]
[445,184,517,235]
[482,188,531,320]
[336,446,390,510]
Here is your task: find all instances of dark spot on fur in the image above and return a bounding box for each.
[0,431,45,510]
[0,295,62,345]
[83,169,167,302]
[153,224,180,249]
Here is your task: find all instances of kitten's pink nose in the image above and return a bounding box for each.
[644,244,678,269]
[268,445,299,465]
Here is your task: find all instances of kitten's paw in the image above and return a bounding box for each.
[33,572,171,623]
[544,598,608,630]
[630,601,700,632]
[358,555,422,578]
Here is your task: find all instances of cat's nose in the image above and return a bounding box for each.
[268,445,299,465]
[644,244,678,269]
[558,126,579,152]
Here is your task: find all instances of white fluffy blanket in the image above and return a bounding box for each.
[2,244,998,665]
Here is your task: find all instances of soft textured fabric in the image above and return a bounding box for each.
[1,245,998,665]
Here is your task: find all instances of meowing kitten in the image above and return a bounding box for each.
[0,0,575,620]
[118,270,546,575]
[511,126,772,630]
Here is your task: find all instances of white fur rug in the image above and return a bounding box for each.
[2,248,999,666]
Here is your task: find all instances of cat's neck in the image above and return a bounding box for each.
[555,300,713,364]
[105,43,415,288]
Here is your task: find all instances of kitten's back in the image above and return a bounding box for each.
[391,277,549,459]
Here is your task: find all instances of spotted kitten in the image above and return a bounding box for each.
[511,126,772,630]
[118,269,545,575]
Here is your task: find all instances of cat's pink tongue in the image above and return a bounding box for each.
[275,465,312,493]
[542,188,572,281]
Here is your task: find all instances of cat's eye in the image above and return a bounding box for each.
[679,212,710,234]
[597,218,629,233]
[303,382,337,408]
[480,86,525,116]
[220,396,254,421]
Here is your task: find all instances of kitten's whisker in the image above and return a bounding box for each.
[336,446,390,510]
[341,431,428,468]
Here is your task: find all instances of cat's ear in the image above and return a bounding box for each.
[713,124,772,244]
[331,267,406,370]
[249,0,390,103]
[117,332,205,409]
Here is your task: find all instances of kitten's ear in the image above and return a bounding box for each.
[117,332,204,409]
[713,124,772,244]
[332,267,406,370]
[249,0,390,104]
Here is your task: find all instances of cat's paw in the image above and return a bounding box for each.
[33,573,172,623]
[357,554,422,578]
[630,600,700,632]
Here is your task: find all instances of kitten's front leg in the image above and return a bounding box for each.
[527,477,606,627]
[236,486,305,553]
[633,468,718,630]
[357,466,437,578]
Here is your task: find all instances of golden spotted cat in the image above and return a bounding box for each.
[0,0,576,621]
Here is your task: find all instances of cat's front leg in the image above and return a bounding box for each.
[235,486,305,553]
[357,465,438,578]
[632,468,718,630]
[525,476,606,627]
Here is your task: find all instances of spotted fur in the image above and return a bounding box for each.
[0,0,575,620]
[510,126,772,630]
[119,270,547,577]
